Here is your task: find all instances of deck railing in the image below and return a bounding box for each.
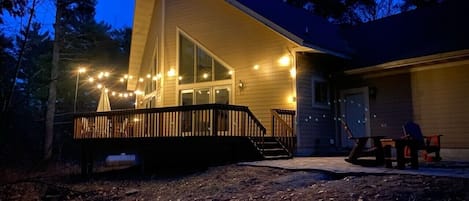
[271,109,296,154]
[73,104,266,140]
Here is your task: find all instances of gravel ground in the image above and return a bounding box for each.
[1,163,469,201]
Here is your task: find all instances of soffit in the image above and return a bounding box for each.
[128,0,155,90]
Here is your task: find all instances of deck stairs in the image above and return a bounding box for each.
[250,137,292,160]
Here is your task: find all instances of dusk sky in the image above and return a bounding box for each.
[2,0,135,36]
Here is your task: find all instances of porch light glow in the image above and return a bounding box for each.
[119,93,123,97]
[146,74,151,78]
[228,70,233,75]
[88,77,94,83]
[78,67,86,73]
[129,93,133,97]
[288,95,296,103]
[104,72,110,77]
[97,84,103,89]
[120,78,124,82]
[133,118,140,122]
[111,91,116,96]
[134,90,144,95]
[98,72,104,79]
[253,65,259,70]
[203,73,209,79]
[290,68,296,78]
[124,93,129,98]
[129,75,134,79]
[167,68,176,77]
[278,55,291,67]
[104,88,109,93]
[139,78,144,82]
[178,76,182,80]
[124,74,129,79]
[152,76,158,81]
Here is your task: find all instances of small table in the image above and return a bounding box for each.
[380,138,419,169]
[346,136,386,166]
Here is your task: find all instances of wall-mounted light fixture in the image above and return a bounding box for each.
[238,80,245,89]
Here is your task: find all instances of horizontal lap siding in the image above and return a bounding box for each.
[367,74,414,139]
[296,53,335,155]
[411,64,469,148]
[164,0,298,134]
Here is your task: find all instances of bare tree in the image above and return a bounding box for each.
[44,0,62,160]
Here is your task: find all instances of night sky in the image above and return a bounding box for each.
[2,0,135,36]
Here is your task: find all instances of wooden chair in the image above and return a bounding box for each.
[403,121,442,162]
[341,120,385,166]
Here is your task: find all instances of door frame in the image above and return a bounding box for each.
[339,87,371,148]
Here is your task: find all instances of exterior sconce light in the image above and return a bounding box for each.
[278,55,291,67]
[238,80,245,89]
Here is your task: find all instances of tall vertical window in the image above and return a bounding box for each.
[178,34,231,84]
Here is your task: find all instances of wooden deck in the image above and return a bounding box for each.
[74,104,266,139]
[73,104,296,175]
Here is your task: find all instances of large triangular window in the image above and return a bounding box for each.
[179,33,232,84]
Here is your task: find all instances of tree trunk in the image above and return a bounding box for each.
[44,0,62,160]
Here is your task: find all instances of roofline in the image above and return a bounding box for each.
[226,0,350,59]
[344,49,469,75]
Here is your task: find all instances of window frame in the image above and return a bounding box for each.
[312,76,330,109]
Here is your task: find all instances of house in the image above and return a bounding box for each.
[74,0,469,169]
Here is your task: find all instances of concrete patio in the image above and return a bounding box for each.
[240,157,469,178]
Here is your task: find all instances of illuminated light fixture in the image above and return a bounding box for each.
[228,70,233,75]
[120,78,124,82]
[129,93,133,97]
[78,67,86,73]
[157,73,162,79]
[152,76,158,81]
[216,90,220,94]
[124,74,129,79]
[104,72,110,77]
[238,80,245,89]
[203,73,209,79]
[146,74,151,78]
[124,93,129,98]
[288,95,296,104]
[167,68,176,77]
[178,76,182,80]
[253,65,259,70]
[133,118,140,122]
[290,68,296,78]
[104,88,109,93]
[278,55,291,67]
[139,78,144,82]
[98,73,104,79]
[111,91,116,96]
[119,93,123,97]
[134,90,143,95]
[97,84,103,89]
[128,75,133,79]
[88,77,94,83]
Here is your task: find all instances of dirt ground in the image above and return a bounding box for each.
[1,163,468,201]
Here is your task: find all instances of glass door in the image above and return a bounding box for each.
[179,86,231,135]
[180,90,193,133]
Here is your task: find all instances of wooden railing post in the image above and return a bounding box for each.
[212,109,218,136]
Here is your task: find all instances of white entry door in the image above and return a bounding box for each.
[340,87,371,148]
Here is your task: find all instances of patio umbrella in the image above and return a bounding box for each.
[97,88,111,112]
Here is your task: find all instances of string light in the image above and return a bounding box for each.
[139,78,144,82]
[88,77,94,83]
[120,78,124,82]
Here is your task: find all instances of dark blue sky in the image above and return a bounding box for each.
[2,0,135,36]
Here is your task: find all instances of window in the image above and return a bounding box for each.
[312,76,329,108]
[178,34,231,84]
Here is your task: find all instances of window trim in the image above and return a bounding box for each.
[177,28,234,85]
[312,76,330,109]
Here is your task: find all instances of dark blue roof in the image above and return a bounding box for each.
[343,0,469,68]
[228,0,353,58]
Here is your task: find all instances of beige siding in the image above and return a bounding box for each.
[367,73,414,139]
[160,0,299,133]
[411,63,469,148]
